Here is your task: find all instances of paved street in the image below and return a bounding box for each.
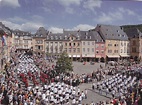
[72,61,110,104]
[73,61,105,75]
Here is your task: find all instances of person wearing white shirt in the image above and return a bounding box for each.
[72,98,76,105]
[42,93,46,100]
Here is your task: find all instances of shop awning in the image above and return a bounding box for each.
[107,55,120,58]
[120,55,130,57]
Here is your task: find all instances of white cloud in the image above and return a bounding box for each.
[48,27,63,33]
[83,0,102,11]
[7,17,28,23]
[95,8,132,23]
[118,7,135,15]
[96,11,123,23]
[57,0,82,6]
[73,24,94,31]
[48,24,94,33]
[0,0,20,8]
[1,20,44,33]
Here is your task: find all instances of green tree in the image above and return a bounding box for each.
[55,51,73,74]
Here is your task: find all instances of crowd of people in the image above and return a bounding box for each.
[0,51,142,105]
[92,66,142,105]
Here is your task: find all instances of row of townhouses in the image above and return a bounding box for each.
[0,22,142,69]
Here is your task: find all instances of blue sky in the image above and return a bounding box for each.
[0,0,142,33]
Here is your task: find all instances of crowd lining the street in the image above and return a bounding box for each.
[0,51,142,105]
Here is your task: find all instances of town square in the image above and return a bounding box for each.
[0,0,142,105]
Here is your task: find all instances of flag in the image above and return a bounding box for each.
[1,33,7,46]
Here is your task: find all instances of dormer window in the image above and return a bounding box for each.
[60,36,62,39]
[55,36,58,40]
[47,36,49,39]
[77,36,80,40]
[117,30,119,32]
[85,32,88,35]
[40,34,43,37]
[51,36,53,39]
[65,36,67,40]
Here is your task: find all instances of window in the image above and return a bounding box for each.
[69,48,71,53]
[55,36,58,40]
[108,50,112,53]
[60,48,62,52]
[60,42,62,46]
[36,40,43,44]
[108,44,112,46]
[65,43,67,46]
[121,49,123,53]
[92,42,94,45]
[101,50,104,54]
[88,42,90,45]
[83,42,85,45]
[73,48,76,53]
[77,48,80,53]
[114,50,118,53]
[124,42,126,46]
[64,48,67,52]
[96,50,99,54]
[24,45,28,48]
[69,43,71,46]
[60,36,62,39]
[92,48,94,52]
[51,36,53,39]
[87,48,90,52]
[83,48,85,52]
[65,36,67,40]
[78,43,80,46]
[96,44,99,48]
[101,44,104,48]
[77,36,80,40]
[124,47,126,53]
[121,42,123,46]
[73,43,76,46]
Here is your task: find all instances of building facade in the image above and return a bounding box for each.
[63,31,82,61]
[124,28,142,59]
[13,30,32,53]
[32,27,48,56]
[46,33,64,59]
[80,31,95,61]
[95,24,130,61]
[0,22,12,69]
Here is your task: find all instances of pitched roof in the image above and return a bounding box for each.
[124,28,142,38]
[13,29,32,36]
[95,24,128,40]
[34,27,48,37]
